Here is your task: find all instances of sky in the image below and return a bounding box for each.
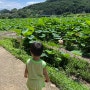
[0,0,46,10]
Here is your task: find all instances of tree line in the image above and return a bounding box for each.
[0,0,90,18]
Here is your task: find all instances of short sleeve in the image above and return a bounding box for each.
[42,60,46,68]
[26,59,30,64]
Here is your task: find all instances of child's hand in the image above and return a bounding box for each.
[24,65,28,78]
[43,68,50,82]
[58,40,63,45]
[45,79,50,82]
[24,74,28,78]
[45,79,48,82]
[24,73,28,78]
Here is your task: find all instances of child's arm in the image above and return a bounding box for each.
[43,68,50,82]
[24,65,28,78]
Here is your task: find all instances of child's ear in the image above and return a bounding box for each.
[30,51,33,56]
[30,51,32,54]
[30,51,31,54]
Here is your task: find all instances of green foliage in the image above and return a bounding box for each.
[65,58,90,82]
[71,50,82,56]
[0,15,90,57]
[0,15,90,84]
[41,43,90,83]
[22,35,37,54]
[0,38,89,90]
[22,26,34,37]
[48,66,89,90]
[0,38,29,63]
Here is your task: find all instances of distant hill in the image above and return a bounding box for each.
[23,0,90,15]
[0,0,90,18]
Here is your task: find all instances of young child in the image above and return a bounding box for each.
[24,42,50,90]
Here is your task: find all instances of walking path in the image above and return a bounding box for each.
[0,46,27,90]
[0,46,59,90]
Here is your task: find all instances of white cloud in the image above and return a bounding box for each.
[0,0,44,10]
[0,0,24,10]
[0,0,3,4]
[26,1,38,6]
[0,1,3,4]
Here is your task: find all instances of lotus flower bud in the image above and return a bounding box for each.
[58,40,63,45]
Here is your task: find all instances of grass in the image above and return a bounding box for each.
[71,50,82,56]
[0,38,90,90]
[0,38,29,63]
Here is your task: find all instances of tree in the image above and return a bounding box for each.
[10,8,18,13]
[0,9,10,13]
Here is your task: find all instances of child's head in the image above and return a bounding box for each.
[30,42,43,56]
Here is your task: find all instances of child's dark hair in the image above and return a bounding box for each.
[30,42,43,56]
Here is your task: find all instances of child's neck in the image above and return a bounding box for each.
[33,56,40,61]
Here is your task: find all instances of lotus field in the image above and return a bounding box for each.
[0,14,90,90]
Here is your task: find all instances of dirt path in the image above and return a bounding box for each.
[59,48,90,63]
[0,46,59,90]
[0,46,27,90]
[0,31,17,38]
[44,44,90,64]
